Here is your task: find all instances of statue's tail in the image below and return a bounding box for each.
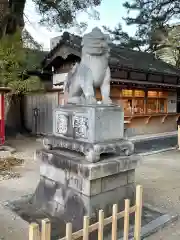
[64,63,79,93]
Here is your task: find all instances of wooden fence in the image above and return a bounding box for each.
[29,185,143,240]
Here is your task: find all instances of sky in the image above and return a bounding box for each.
[24,0,137,51]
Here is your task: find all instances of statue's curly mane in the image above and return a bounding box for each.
[81,27,109,56]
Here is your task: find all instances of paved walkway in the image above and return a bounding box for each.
[0,137,180,239]
[136,150,180,239]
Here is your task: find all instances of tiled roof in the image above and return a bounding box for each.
[42,32,180,77]
[109,44,180,76]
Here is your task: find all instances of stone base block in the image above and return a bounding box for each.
[33,149,140,236]
[37,149,139,194]
[37,148,139,206]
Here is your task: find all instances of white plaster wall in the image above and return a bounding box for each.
[167,91,177,113]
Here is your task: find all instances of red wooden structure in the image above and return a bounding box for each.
[0,88,11,145]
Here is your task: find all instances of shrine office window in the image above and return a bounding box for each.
[120,89,145,115]
[110,88,168,115]
[133,90,145,114]
[121,90,133,115]
[146,91,168,113]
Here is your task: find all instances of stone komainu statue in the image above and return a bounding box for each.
[64,27,112,105]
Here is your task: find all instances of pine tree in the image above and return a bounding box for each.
[122,0,180,52]
[0,0,101,39]
[104,0,180,66]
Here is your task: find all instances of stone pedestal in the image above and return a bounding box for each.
[34,103,140,238]
[44,104,134,162]
[34,148,139,235]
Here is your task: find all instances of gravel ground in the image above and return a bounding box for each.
[136,150,180,239]
[0,136,42,240]
[0,136,180,239]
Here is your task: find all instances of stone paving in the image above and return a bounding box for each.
[0,137,180,239]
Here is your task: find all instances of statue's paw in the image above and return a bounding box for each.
[102,98,112,105]
[86,96,97,105]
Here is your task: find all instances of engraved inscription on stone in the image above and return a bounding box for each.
[73,116,89,139]
[56,114,68,135]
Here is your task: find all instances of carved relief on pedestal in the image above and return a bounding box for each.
[56,114,68,135]
[72,115,89,139]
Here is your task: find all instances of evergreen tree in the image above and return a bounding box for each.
[103,24,146,51]
[104,0,180,66]
[0,30,43,93]
[0,0,101,39]
[155,25,180,67]
[122,0,178,52]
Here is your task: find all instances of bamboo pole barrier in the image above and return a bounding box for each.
[124,199,130,240]
[111,204,118,240]
[41,218,51,240]
[29,223,40,240]
[66,223,72,240]
[134,185,143,240]
[98,209,104,240]
[83,216,89,240]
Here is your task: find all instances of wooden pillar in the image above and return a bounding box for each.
[178,125,180,150]
[177,116,180,150]
[144,89,148,114]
